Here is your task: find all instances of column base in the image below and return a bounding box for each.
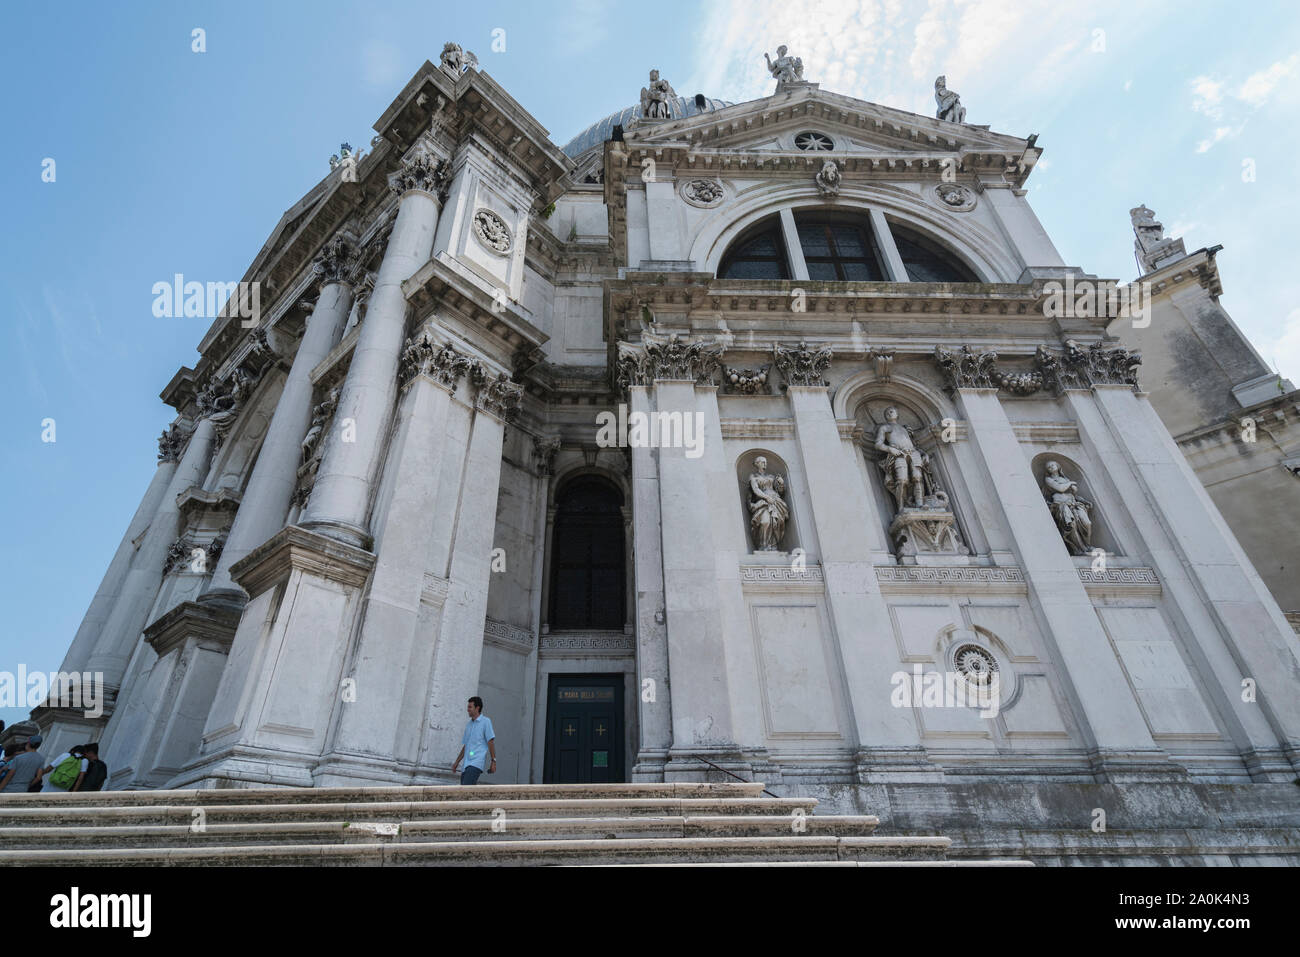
[853,746,947,785]
[297,518,374,551]
[663,746,765,784]
[30,705,114,761]
[1087,748,1189,784]
[196,587,248,610]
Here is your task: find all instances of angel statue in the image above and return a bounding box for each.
[1042,461,1093,555]
[640,69,676,120]
[764,45,804,85]
[748,456,789,551]
[874,406,940,513]
[934,75,966,124]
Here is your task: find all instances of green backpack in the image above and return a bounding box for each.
[49,754,82,790]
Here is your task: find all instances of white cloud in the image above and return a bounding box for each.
[1189,75,1224,118]
[1195,125,1235,153]
[1237,53,1300,107]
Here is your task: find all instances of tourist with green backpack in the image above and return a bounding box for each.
[37,745,88,793]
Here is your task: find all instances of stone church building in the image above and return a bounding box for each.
[36,45,1300,859]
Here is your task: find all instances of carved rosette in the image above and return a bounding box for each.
[933,344,998,391]
[472,209,513,255]
[723,365,770,394]
[400,335,475,390]
[952,643,998,687]
[615,334,723,390]
[387,142,451,201]
[1035,339,1141,392]
[681,179,724,208]
[157,423,191,464]
[476,372,524,421]
[312,235,361,286]
[773,341,833,387]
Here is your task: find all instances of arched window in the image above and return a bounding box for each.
[890,223,978,283]
[796,217,885,280]
[718,218,790,280]
[549,476,626,629]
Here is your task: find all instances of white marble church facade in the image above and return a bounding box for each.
[36,45,1300,856]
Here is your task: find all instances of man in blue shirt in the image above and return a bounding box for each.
[451,696,496,785]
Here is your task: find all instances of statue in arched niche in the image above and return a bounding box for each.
[1043,460,1093,555]
[874,406,942,513]
[748,455,789,551]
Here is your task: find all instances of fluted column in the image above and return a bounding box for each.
[202,241,357,604]
[86,416,218,690]
[59,426,186,673]
[299,142,447,546]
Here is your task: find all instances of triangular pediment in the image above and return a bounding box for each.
[624,85,1031,158]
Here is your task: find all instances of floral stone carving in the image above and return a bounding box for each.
[472,209,513,255]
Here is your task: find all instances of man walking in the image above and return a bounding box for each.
[451,696,496,785]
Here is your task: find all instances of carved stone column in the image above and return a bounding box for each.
[202,238,358,604]
[786,378,939,782]
[318,338,477,780]
[415,371,522,781]
[35,429,188,748]
[950,378,1175,780]
[86,416,218,695]
[300,140,449,546]
[627,383,672,780]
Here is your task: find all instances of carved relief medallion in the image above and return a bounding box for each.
[681,179,725,207]
[933,183,977,212]
[472,208,513,255]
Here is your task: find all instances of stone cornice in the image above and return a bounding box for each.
[484,618,534,654]
[403,255,548,359]
[230,524,376,598]
[144,601,240,658]
[1137,246,1224,299]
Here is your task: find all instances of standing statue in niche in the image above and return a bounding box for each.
[1042,460,1093,555]
[934,75,966,124]
[640,69,676,119]
[875,406,939,513]
[748,456,789,551]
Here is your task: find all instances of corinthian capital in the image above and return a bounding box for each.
[399,335,475,390]
[773,340,833,387]
[614,333,723,390]
[933,344,998,391]
[476,372,524,421]
[157,423,191,463]
[312,235,361,286]
[388,140,451,200]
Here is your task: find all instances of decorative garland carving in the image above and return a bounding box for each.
[723,365,770,394]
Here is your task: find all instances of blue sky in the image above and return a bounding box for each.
[2,0,1298,730]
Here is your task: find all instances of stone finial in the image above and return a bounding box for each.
[1130,204,1186,274]
[815,159,842,197]
[387,140,451,200]
[773,340,834,387]
[157,423,191,463]
[764,45,805,88]
[934,75,966,124]
[439,42,478,75]
[640,69,676,120]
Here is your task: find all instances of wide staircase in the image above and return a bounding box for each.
[0,782,1028,866]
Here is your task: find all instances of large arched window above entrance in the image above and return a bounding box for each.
[715,207,981,283]
[549,476,626,630]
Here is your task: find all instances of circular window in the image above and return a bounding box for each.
[794,131,835,151]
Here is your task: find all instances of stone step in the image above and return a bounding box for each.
[0,834,952,867]
[0,782,766,809]
[0,796,817,828]
[0,813,880,850]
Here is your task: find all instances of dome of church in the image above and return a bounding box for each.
[561,95,734,158]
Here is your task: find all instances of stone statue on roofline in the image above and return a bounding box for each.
[440,42,478,75]
[640,69,676,120]
[765,45,805,86]
[935,75,966,124]
[1130,204,1186,274]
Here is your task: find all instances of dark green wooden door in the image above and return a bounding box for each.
[543,675,624,783]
